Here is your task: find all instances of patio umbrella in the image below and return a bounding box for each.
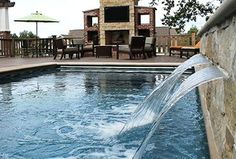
[14,11,59,37]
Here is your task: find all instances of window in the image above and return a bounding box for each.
[92,17,98,26]
[139,14,150,24]
[87,16,98,27]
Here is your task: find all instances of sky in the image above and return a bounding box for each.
[8,0,209,38]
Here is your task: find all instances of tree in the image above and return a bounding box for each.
[187,26,198,35]
[19,30,37,38]
[11,33,18,38]
[149,0,222,32]
[187,25,200,44]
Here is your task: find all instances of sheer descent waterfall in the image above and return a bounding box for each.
[133,66,226,159]
[120,54,211,134]
[116,54,227,159]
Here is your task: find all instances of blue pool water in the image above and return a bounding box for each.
[0,68,209,159]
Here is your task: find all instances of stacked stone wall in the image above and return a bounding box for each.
[99,0,136,45]
[200,15,236,159]
[83,0,155,45]
[83,9,99,43]
[0,31,10,38]
[135,7,155,37]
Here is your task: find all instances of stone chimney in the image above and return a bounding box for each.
[99,0,137,45]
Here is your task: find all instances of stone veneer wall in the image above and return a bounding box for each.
[83,9,99,43]
[0,31,11,38]
[135,7,156,37]
[199,15,236,159]
[99,0,137,45]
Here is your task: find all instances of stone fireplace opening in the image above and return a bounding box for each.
[105,30,129,45]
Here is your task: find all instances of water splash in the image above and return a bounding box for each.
[133,66,226,159]
[120,54,211,133]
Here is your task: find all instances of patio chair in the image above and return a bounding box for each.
[144,37,156,58]
[81,41,96,57]
[53,38,80,60]
[71,39,84,58]
[80,36,98,57]
[169,41,200,59]
[116,36,146,60]
[21,39,32,57]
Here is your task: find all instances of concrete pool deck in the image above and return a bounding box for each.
[0,55,186,73]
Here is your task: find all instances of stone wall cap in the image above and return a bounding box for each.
[135,5,156,10]
[198,0,236,37]
[83,8,99,13]
[0,1,15,7]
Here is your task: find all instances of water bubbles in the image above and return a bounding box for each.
[59,126,74,134]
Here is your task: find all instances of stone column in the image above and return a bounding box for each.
[0,0,15,38]
[0,7,9,31]
[0,1,15,57]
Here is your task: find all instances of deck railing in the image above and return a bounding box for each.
[0,37,57,57]
[0,38,13,57]
[0,34,196,57]
[156,33,196,54]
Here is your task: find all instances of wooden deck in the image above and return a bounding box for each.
[0,55,186,68]
[0,55,186,73]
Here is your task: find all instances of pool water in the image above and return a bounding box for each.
[0,68,209,159]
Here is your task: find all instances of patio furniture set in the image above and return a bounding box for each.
[53,36,157,60]
[169,41,200,59]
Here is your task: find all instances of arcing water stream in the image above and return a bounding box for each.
[120,54,211,134]
[117,54,227,158]
[133,66,226,158]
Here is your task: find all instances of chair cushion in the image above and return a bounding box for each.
[83,45,93,51]
[131,48,143,52]
[119,45,130,52]
[65,47,78,52]
[145,37,154,44]
[57,49,63,53]
[170,46,183,49]
[145,44,153,51]
[194,41,201,48]
[181,46,199,50]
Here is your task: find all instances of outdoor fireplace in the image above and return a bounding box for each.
[83,0,156,45]
[105,30,129,45]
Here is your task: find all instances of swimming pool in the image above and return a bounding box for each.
[0,67,209,159]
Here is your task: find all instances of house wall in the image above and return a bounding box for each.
[199,14,236,159]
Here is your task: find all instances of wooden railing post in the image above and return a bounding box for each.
[52,35,57,56]
[11,38,15,57]
[191,32,196,46]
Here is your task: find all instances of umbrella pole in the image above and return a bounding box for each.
[36,22,38,37]
[36,22,38,57]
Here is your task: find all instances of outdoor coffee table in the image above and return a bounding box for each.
[95,45,112,58]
